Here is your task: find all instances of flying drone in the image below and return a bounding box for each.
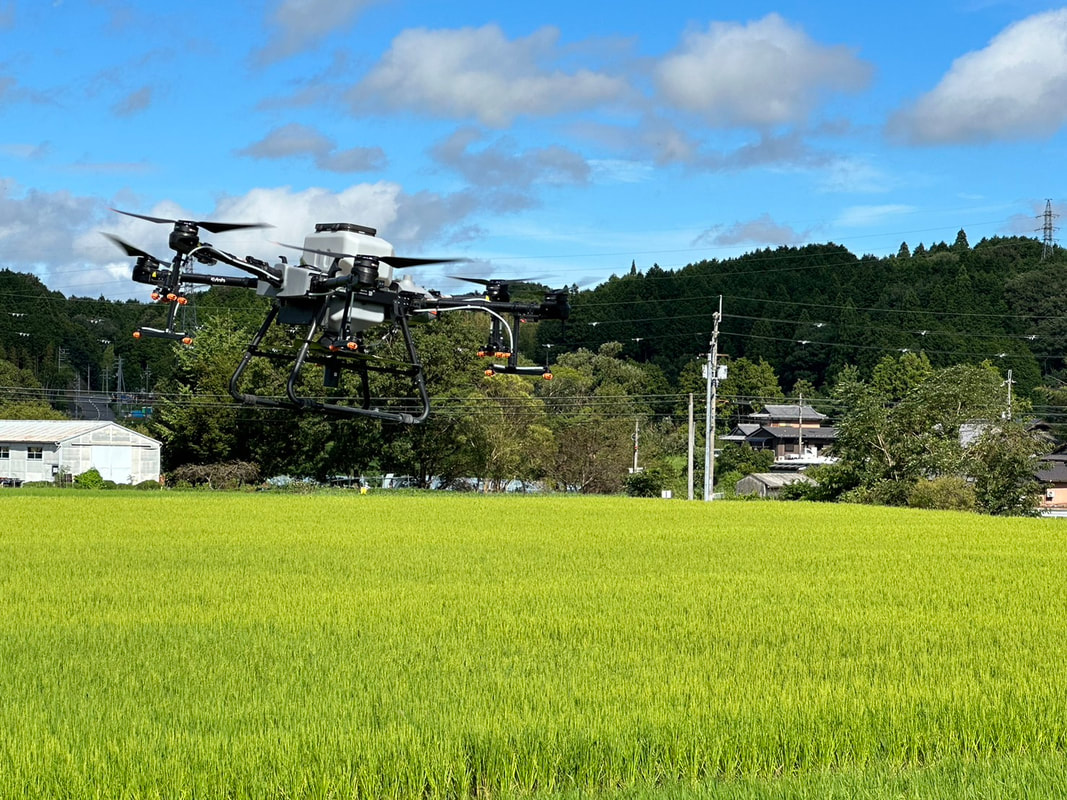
[105,210,570,423]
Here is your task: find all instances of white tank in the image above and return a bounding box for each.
[302,223,396,284]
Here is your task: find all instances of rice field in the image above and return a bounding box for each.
[1,492,1066,798]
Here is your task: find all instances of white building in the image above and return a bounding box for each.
[0,420,161,485]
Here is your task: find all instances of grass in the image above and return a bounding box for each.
[1,492,1066,797]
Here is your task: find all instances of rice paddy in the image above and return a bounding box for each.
[1,492,1066,798]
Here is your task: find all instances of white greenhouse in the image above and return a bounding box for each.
[0,420,161,485]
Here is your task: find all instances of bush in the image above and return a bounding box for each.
[133,479,162,490]
[625,469,667,498]
[168,461,261,490]
[908,477,976,512]
[715,470,744,496]
[74,468,105,490]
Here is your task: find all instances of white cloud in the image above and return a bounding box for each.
[211,183,404,247]
[0,142,49,159]
[835,204,916,227]
[112,86,152,117]
[0,179,103,264]
[254,0,379,65]
[654,14,872,127]
[430,128,590,190]
[588,159,653,184]
[694,213,811,247]
[237,123,386,173]
[351,25,629,127]
[889,9,1067,144]
[818,158,895,194]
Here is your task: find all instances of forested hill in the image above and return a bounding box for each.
[560,233,1062,395]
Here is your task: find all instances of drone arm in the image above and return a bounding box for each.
[182,273,260,289]
[190,245,283,286]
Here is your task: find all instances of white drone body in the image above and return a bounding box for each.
[259,222,431,336]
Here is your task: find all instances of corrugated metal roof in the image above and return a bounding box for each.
[742,472,815,489]
[0,420,154,444]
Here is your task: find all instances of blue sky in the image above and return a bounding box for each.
[1,0,1065,299]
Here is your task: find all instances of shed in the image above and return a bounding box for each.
[735,471,814,499]
[0,420,161,485]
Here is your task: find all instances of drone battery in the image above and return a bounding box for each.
[303,224,396,284]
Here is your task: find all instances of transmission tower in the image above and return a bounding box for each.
[1041,199,1058,260]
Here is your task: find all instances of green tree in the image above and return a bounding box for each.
[870,352,933,402]
[458,374,553,491]
[828,362,1012,507]
[716,357,785,425]
[964,421,1049,516]
[149,317,255,468]
[538,343,666,493]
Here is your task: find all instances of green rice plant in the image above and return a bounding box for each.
[1,493,1066,797]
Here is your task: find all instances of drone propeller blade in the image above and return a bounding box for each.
[198,220,273,234]
[111,208,175,225]
[275,242,459,269]
[101,233,157,260]
[274,241,355,260]
[448,275,544,286]
[380,256,461,269]
[112,208,272,233]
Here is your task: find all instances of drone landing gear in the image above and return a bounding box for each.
[228,306,430,424]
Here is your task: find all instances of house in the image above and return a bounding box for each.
[1037,453,1067,510]
[735,472,815,498]
[720,404,837,467]
[0,420,161,486]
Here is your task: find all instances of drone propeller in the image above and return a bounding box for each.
[274,241,459,269]
[112,208,272,234]
[448,275,545,287]
[448,275,548,303]
[101,233,158,261]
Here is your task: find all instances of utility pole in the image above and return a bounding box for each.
[687,393,695,500]
[797,392,804,456]
[703,296,722,502]
[1003,369,1014,420]
[631,418,642,475]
